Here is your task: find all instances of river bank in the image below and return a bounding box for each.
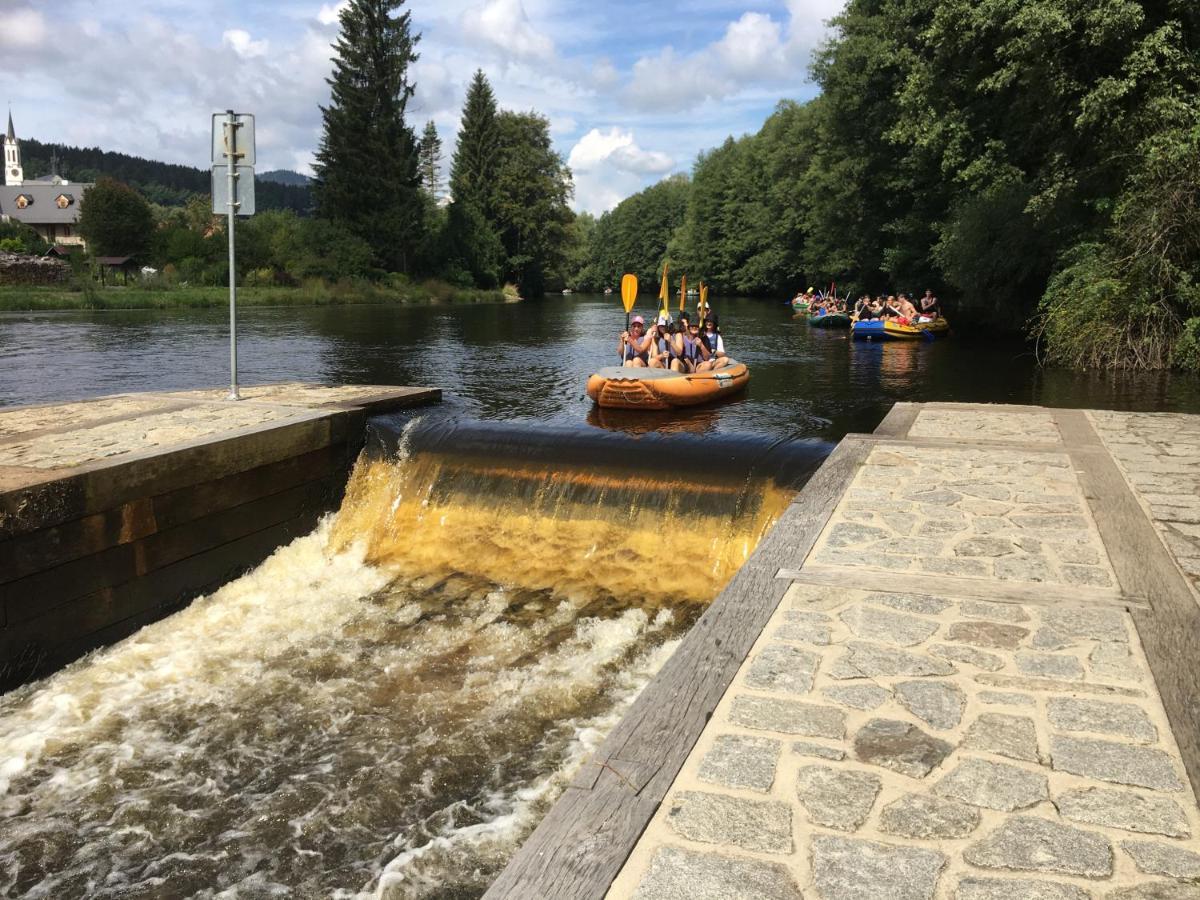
[0,279,516,311]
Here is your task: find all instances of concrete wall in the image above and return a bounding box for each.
[0,393,431,691]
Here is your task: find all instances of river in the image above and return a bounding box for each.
[0,295,1197,898]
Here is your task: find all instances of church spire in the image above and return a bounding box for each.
[5,109,13,142]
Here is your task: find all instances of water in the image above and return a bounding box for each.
[1,295,1198,897]
[4,295,1198,430]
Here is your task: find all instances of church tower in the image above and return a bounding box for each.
[5,111,24,187]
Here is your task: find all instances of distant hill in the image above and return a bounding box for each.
[259,169,312,187]
[19,138,312,215]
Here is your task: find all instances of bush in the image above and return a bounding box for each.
[1172,318,1200,372]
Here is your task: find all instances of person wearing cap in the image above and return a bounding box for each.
[618,316,668,368]
[697,313,731,371]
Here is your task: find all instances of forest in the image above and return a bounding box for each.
[574,0,1200,371]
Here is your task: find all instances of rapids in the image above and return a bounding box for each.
[0,418,815,898]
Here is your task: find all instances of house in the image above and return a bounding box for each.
[0,112,92,247]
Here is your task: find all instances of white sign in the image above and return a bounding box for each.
[211,113,256,166]
[211,165,256,216]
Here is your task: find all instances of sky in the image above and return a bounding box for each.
[0,0,844,214]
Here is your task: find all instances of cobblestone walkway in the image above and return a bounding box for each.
[605,405,1200,900]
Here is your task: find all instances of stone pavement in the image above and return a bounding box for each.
[604,404,1200,900]
[0,383,436,486]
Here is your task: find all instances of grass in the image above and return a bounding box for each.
[0,279,515,311]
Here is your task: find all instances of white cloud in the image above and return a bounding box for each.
[568,127,673,175]
[222,29,270,59]
[715,12,786,77]
[316,1,349,27]
[460,0,554,62]
[625,2,842,112]
[568,127,677,214]
[0,8,48,49]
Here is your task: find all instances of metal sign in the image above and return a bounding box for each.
[211,165,256,216]
[212,113,256,166]
[210,109,256,402]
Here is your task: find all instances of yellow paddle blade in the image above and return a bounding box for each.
[658,263,669,302]
[678,275,687,315]
[701,283,709,307]
[621,274,638,313]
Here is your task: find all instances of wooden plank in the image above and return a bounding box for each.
[777,564,1141,610]
[872,402,918,438]
[1054,409,1200,798]
[0,446,342,583]
[483,438,872,900]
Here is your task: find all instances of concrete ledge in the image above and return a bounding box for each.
[0,383,439,690]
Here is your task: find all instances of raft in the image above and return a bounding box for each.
[851,318,950,341]
[809,312,851,329]
[791,299,809,312]
[586,362,750,410]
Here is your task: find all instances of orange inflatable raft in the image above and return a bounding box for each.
[586,362,750,410]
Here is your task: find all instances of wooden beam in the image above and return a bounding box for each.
[1054,409,1200,799]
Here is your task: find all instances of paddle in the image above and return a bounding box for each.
[678,275,687,318]
[620,273,638,359]
[658,263,669,321]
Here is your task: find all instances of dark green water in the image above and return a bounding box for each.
[3,295,1198,436]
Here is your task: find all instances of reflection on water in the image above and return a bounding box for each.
[0,424,800,898]
[3,297,1198,438]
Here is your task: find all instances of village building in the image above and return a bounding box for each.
[1,112,92,247]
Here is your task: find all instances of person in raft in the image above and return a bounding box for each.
[671,312,705,373]
[619,316,666,368]
[697,314,732,371]
[918,289,941,321]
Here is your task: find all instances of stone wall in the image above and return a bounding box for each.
[0,250,70,285]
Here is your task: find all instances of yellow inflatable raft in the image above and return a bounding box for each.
[586,362,750,410]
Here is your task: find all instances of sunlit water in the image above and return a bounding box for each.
[0,296,1198,897]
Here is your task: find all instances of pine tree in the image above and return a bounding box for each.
[449,70,499,213]
[418,120,443,200]
[313,0,422,272]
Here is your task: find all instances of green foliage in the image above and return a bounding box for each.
[0,220,49,255]
[77,177,155,260]
[440,199,504,288]
[449,71,499,214]
[1173,318,1200,372]
[313,0,422,272]
[491,110,573,297]
[1036,119,1200,370]
[575,175,690,291]
[418,120,443,199]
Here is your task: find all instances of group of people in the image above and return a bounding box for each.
[852,290,941,325]
[618,311,731,372]
[793,289,848,314]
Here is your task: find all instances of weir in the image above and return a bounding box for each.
[0,393,827,898]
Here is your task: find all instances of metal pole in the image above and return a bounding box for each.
[226,110,240,400]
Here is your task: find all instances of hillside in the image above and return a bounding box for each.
[19,138,312,214]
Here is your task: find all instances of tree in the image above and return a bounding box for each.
[449,70,499,213]
[78,177,155,260]
[313,0,422,272]
[491,110,574,297]
[418,120,444,200]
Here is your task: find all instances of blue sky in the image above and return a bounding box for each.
[0,0,841,212]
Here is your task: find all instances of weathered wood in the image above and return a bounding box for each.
[1054,409,1200,799]
[872,402,918,438]
[777,564,1141,610]
[483,438,872,900]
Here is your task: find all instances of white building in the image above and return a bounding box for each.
[1,112,92,247]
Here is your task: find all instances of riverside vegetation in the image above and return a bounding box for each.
[3,0,1198,371]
